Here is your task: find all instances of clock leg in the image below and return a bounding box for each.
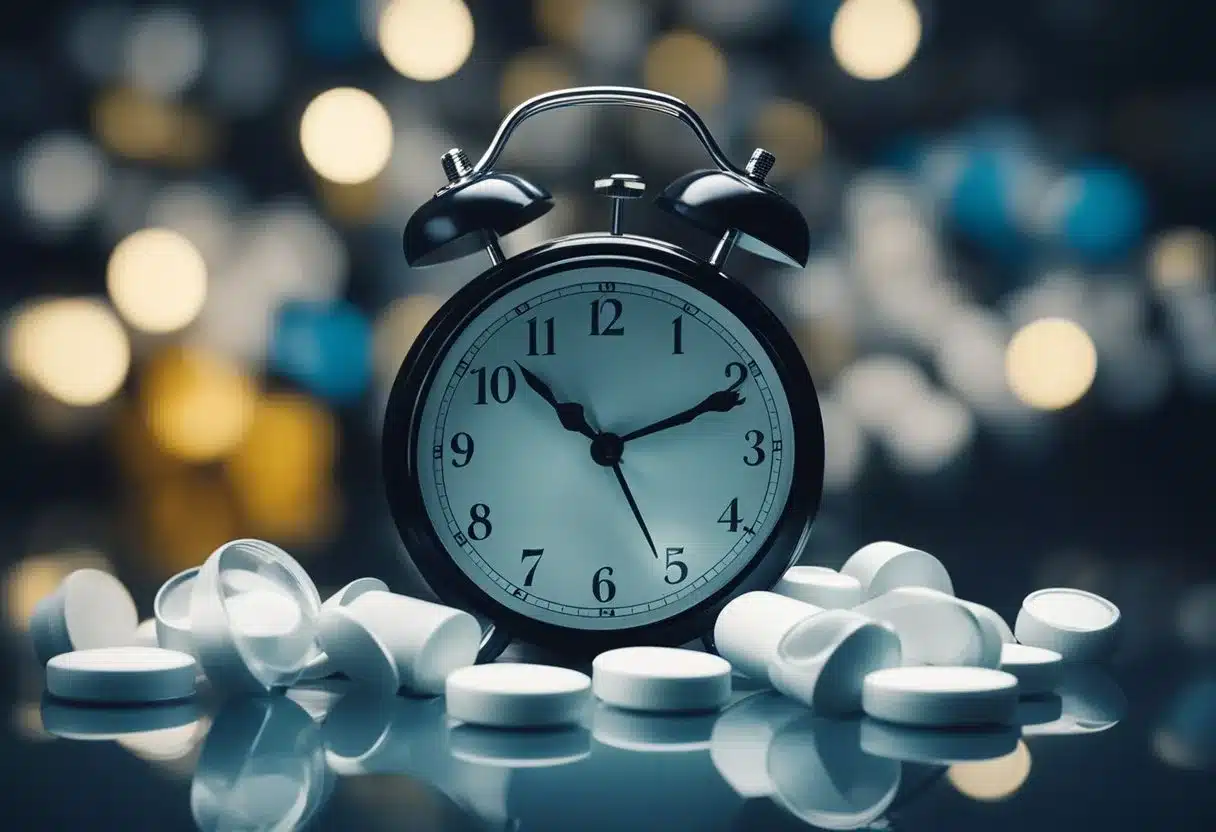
[477,622,512,663]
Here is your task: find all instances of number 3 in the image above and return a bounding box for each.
[744,429,765,466]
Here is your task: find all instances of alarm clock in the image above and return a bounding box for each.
[383,87,824,661]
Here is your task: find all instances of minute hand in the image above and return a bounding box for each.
[620,388,745,443]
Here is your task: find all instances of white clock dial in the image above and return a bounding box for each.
[416,264,796,630]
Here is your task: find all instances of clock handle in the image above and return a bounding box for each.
[477,621,512,663]
[471,86,745,178]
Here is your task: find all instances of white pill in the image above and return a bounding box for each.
[445,663,590,728]
[859,718,1019,764]
[132,618,160,648]
[30,569,138,664]
[841,541,954,600]
[774,566,863,609]
[1015,587,1121,663]
[155,567,199,658]
[862,666,1019,727]
[768,715,901,830]
[41,698,200,740]
[591,703,717,753]
[449,724,591,768]
[46,646,197,704]
[318,590,479,696]
[713,591,823,682]
[854,586,1001,668]
[300,578,390,680]
[769,609,902,715]
[999,643,1063,695]
[592,646,731,713]
[960,599,1017,644]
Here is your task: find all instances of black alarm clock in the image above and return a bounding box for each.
[383,87,824,660]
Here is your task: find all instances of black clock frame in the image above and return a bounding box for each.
[382,233,825,657]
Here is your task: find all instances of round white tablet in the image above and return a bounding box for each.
[840,541,954,601]
[862,666,1019,727]
[445,663,590,728]
[773,566,863,610]
[999,643,1063,695]
[449,724,591,768]
[31,569,138,665]
[1015,587,1121,663]
[46,647,197,704]
[769,610,901,715]
[592,647,731,713]
[859,718,1019,764]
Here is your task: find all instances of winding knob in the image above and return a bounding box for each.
[440,147,475,183]
[745,148,776,184]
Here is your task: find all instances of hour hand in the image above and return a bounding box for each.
[515,362,598,440]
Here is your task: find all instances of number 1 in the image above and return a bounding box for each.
[672,316,684,354]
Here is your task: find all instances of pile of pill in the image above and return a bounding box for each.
[27,536,1121,732]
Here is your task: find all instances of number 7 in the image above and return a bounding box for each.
[521,548,544,586]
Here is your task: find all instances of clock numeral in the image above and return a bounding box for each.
[718,497,742,533]
[449,432,475,467]
[598,282,616,293]
[725,361,748,390]
[744,430,766,466]
[671,316,684,354]
[589,298,624,336]
[473,366,517,404]
[664,547,688,585]
[467,504,492,540]
[772,439,783,454]
[592,566,616,603]
[526,316,555,356]
[598,607,615,617]
[514,588,528,599]
[520,548,544,587]
[454,532,468,546]
[514,301,531,315]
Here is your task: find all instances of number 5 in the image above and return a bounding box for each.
[664,547,688,585]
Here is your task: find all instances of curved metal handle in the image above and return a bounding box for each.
[472,86,745,177]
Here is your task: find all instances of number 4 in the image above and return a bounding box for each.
[718,498,742,532]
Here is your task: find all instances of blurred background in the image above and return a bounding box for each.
[1,0,1215,823]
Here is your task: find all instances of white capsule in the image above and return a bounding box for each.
[46,646,197,704]
[774,566,863,609]
[862,666,1020,728]
[769,609,902,715]
[318,590,479,696]
[854,586,1001,668]
[999,642,1063,695]
[445,663,590,728]
[592,646,731,713]
[713,591,823,682]
[30,569,138,664]
[1015,587,1121,663]
[841,541,954,600]
[299,578,389,681]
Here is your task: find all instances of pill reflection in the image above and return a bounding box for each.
[710,691,806,798]
[449,723,591,768]
[860,718,1018,766]
[592,703,717,753]
[1021,666,1126,736]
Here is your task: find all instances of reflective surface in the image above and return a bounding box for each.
[7,643,1215,832]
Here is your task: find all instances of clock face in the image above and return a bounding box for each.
[414,264,797,630]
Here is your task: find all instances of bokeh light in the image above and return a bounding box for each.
[107,228,208,334]
[137,469,242,574]
[1005,318,1098,410]
[92,86,214,166]
[831,0,922,81]
[270,300,373,403]
[299,87,393,185]
[500,48,577,114]
[1149,228,1214,291]
[643,31,728,111]
[947,740,1032,801]
[534,0,585,46]
[5,298,131,407]
[139,347,256,463]
[378,0,475,82]
[2,550,111,632]
[15,133,108,229]
[373,295,446,384]
[753,99,825,173]
[123,7,206,99]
